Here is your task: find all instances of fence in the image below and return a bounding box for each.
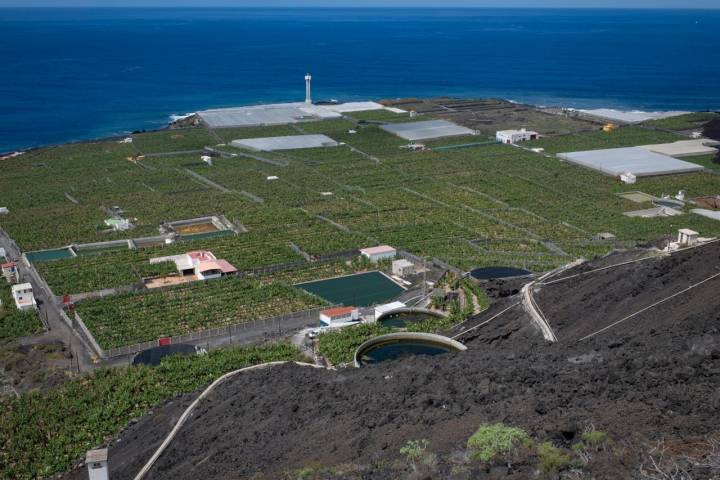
[78,305,334,359]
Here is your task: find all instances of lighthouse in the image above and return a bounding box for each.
[305,73,312,104]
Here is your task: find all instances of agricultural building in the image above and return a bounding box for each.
[639,139,719,158]
[623,206,683,218]
[381,120,474,141]
[86,448,109,480]
[360,245,397,262]
[620,172,637,184]
[392,259,415,277]
[495,129,539,144]
[578,108,690,123]
[231,134,338,152]
[677,229,699,247]
[12,282,37,311]
[319,306,360,327]
[150,251,237,280]
[197,102,342,128]
[558,147,703,177]
[2,261,18,283]
[374,301,407,321]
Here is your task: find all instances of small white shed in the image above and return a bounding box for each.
[620,172,637,185]
[86,448,109,480]
[677,228,699,247]
[360,245,397,262]
[392,259,415,277]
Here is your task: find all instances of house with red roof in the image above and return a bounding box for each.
[319,306,360,327]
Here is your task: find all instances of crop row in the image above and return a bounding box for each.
[77,277,325,348]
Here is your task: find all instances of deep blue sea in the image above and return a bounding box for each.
[1,8,720,152]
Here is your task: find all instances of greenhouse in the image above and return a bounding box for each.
[381,120,475,141]
[558,147,703,177]
[231,134,338,151]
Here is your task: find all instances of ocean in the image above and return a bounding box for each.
[1,7,719,153]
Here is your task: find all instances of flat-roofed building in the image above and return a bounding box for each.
[360,245,397,262]
[12,283,37,311]
[319,306,360,327]
[496,128,539,144]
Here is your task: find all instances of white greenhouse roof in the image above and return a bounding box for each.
[231,134,338,151]
[322,101,385,113]
[197,102,342,128]
[381,120,475,141]
[558,147,703,177]
[639,139,719,158]
[578,109,690,124]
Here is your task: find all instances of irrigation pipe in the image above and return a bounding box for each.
[451,302,520,340]
[133,361,325,480]
[541,238,720,287]
[578,271,720,342]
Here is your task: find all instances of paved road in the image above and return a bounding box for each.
[0,228,97,372]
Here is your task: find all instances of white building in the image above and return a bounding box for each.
[12,283,37,311]
[319,306,360,327]
[678,228,699,247]
[360,245,397,262]
[620,172,637,185]
[86,449,109,480]
[374,301,407,321]
[496,129,539,144]
[392,259,415,277]
[150,250,237,280]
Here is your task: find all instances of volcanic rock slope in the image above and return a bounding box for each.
[100,243,720,479]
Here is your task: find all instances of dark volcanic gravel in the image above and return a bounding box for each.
[73,244,720,480]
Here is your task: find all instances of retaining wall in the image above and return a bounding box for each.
[78,305,334,359]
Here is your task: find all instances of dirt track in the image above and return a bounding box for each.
[63,243,720,479]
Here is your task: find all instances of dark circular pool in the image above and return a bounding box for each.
[358,340,452,365]
[469,266,532,280]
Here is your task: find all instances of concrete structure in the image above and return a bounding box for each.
[0,207,8,214]
[495,128,539,144]
[381,120,474,141]
[319,306,360,327]
[354,332,467,367]
[678,228,699,247]
[558,147,703,177]
[639,139,719,158]
[104,218,132,231]
[623,206,683,218]
[360,245,397,262]
[86,449,109,480]
[12,282,37,311]
[392,259,415,277]
[620,172,637,184]
[593,232,616,241]
[374,301,407,321]
[305,73,312,104]
[231,134,338,152]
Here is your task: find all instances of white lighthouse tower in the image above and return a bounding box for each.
[305,73,312,104]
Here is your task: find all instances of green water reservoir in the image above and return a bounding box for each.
[296,271,404,307]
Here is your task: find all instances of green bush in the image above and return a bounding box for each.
[579,428,611,451]
[466,423,530,462]
[536,441,572,473]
